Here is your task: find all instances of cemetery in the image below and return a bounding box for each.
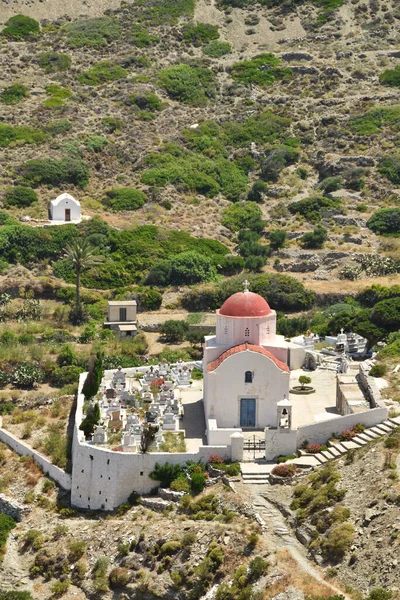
[68,286,390,511]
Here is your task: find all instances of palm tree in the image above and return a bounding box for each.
[63,239,104,322]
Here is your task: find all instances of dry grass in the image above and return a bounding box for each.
[273,549,348,599]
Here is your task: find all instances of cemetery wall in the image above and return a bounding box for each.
[296,406,388,446]
[0,421,72,490]
[72,372,231,510]
[358,362,382,408]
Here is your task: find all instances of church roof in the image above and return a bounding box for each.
[206,343,289,373]
[219,291,272,318]
[51,192,80,206]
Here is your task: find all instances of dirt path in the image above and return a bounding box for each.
[0,530,34,594]
[248,485,352,599]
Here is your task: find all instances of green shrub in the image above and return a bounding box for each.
[182,22,219,45]
[367,208,400,235]
[78,61,127,85]
[261,145,299,182]
[0,124,47,148]
[160,320,190,343]
[1,15,39,40]
[104,188,147,211]
[64,17,122,47]
[269,229,287,249]
[350,106,400,135]
[161,540,181,555]
[319,176,342,194]
[45,120,72,135]
[231,53,292,86]
[369,363,387,377]
[203,40,231,57]
[51,365,84,387]
[379,66,400,88]
[150,462,185,487]
[132,24,159,46]
[0,592,33,600]
[50,580,70,597]
[109,567,130,588]
[158,64,215,105]
[289,196,340,223]
[321,523,354,561]
[4,186,38,208]
[300,227,328,249]
[11,363,43,388]
[130,92,163,111]
[38,52,71,73]
[191,472,206,494]
[0,84,28,105]
[377,156,400,185]
[222,202,264,232]
[142,147,247,200]
[0,513,16,558]
[17,157,90,188]
[147,251,217,286]
[248,180,268,202]
[68,540,86,561]
[248,556,268,581]
[170,476,190,492]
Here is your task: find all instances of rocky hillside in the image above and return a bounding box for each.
[0,0,400,289]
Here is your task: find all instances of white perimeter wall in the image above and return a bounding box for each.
[0,422,72,490]
[296,407,388,446]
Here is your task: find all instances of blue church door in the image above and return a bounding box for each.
[240,398,256,427]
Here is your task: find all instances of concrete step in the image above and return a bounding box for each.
[356,432,374,443]
[389,416,400,426]
[341,440,362,450]
[242,473,270,480]
[372,423,393,434]
[362,429,380,440]
[313,453,329,464]
[243,478,269,485]
[368,426,389,436]
[320,450,335,461]
[351,436,368,446]
[290,456,321,467]
[327,442,347,455]
[325,446,341,458]
[383,420,398,430]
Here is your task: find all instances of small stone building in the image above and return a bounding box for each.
[50,193,81,223]
[104,301,138,338]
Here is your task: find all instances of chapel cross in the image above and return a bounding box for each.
[243,279,250,292]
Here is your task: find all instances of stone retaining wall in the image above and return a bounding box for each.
[358,362,381,408]
[0,494,31,521]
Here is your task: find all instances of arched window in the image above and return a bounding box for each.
[245,371,253,383]
[245,327,250,337]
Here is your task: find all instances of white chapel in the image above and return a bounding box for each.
[203,282,305,442]
[50,192,81,223]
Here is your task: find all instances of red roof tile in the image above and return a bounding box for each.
[206,343,289,373]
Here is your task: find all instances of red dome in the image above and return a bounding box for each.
[219,291,272,318]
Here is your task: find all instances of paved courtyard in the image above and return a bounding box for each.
[290,368,340,428]
[180,380,206,452]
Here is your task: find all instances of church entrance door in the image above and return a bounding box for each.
[240,398,256,427]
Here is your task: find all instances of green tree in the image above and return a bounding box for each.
[160,320,189,343]
[79,401,101,437]
[82,352,103,401]
[57,344,77,367]
[140,423,159,453]
[299,375,311,389]
[300,227,328,249]
[269,229,287,250]
[63,239,104,323]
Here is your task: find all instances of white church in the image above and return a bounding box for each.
[203,282,305,441]
[49,192,81,223]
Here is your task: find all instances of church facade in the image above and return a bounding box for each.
[203,283,303,441]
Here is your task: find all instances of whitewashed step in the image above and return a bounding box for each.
[321,450,335,460]
[243,479,269,485]
[368,426,388,436]
[313,453,328,464]
[373,423,392,434]
[325,446,341,458]
[383,420,397,430]
[389,416,400,426]
[242,473,270,480]
[341,440,362,450]
[351,436,368,446]
[290,456,320,467]
[327,442,347,455]
[362,429,380,440]
[356,432,374,443]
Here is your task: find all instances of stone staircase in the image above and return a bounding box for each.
[241,416,400,484]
